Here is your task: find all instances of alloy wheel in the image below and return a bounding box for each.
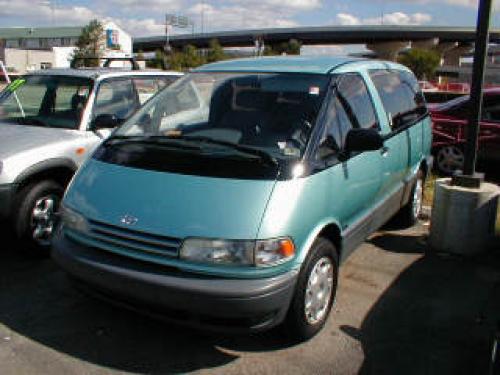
[304,256,334,325]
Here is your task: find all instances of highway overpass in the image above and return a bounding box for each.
[134,25,500,60]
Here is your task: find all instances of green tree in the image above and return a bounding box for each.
[264,39,302,56]
[206,39,226,63]
[182,44,206,68]
[146,49,166,69]
[398,48,441,80]
[72,19,105,67]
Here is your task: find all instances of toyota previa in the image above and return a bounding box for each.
[52,56,432,340]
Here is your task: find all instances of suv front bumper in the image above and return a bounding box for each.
[52,230,299,333]
[0,184,16,220]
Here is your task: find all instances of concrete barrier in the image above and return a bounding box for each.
[429,178,499,255]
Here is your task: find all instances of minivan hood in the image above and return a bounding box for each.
[64,159,277,240]
[0,122,78,159]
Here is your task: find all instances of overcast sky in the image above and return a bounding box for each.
[0,0,498,37]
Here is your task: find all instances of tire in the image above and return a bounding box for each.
[12,180,64,256]
[284,237,339,341]
[435,144,465,176]
[399,170,425,228]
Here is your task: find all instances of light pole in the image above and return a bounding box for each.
[453,0,493,188]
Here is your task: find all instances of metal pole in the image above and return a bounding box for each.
[0,60,25,117]
[457,0,493,186]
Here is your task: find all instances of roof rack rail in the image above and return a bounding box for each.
[71,56,142,70]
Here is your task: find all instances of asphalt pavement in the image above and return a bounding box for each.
[2,220,500,375]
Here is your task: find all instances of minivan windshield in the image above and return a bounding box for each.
[0,75,92,129]
[114,72,329,159]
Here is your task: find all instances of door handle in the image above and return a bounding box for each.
[380,146,390,156]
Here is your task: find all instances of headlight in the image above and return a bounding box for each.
[180,237,295,267]
[60,205,89,233]
[255,238,295,266]
[180,238,254,266]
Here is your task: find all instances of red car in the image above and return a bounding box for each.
[429,88,500,175]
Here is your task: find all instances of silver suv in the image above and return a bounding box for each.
[0,68,182,253]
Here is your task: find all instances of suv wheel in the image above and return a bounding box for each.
[284,237,338,341]
[13,180,64,256]
[436,145,464,175]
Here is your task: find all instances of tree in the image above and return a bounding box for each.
[146,49,166,69]
[398,48,441,80]
[182,44,206,68]
[206,39,226,63]
[263,39,302,56]
[72,19,105,67]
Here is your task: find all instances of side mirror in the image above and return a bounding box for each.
[344,128,384,153]
[92,114,119,130]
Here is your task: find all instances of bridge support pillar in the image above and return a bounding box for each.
[366,41,409,61]
[442,43,473,66]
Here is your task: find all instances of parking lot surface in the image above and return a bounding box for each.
[1,221,500,375]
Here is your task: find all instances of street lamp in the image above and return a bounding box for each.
[453,0,493,188]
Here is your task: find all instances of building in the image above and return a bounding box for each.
[0,22,132,76]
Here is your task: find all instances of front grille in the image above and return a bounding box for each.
[67,219,181,258]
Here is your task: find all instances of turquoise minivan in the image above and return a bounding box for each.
[53,56,432,340]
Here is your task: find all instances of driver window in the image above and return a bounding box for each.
[318,95,353,159]
[336,74,378,130]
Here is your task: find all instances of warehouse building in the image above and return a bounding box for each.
[0,22,132,75]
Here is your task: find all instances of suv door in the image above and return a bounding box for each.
[316,73,383,255]
[91,77,140,128]
[480,95,500,160]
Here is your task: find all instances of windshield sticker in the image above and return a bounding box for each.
[164,129,182,137]
[309,86,320,95]
[283,147,300,157]
[7,79,26,92]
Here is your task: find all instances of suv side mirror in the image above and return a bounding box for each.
[92,114,119,130]
[344,128,384,153]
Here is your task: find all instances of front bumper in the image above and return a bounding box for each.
[0,183,16,220]
[52,230,299,333]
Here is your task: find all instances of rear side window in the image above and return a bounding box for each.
[133,76,177,105]
[369,70,427,131]
[93,78,138,122]
[336,74,378,130]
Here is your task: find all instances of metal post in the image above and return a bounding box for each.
[0,60,25,117]
[453,0,493,188]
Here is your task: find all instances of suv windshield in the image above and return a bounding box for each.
[0,75,92,129]
[114,72,329,159]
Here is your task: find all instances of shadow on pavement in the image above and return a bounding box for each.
[3,222,500,373]
[0,227,295,373]
[343,232,500,375]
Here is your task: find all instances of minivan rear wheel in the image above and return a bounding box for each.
[13,180,63,256]
[399,171,424,227]
[284,237,338,341]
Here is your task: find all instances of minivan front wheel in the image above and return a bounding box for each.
[13,180,63,256]
[285,237,338,341]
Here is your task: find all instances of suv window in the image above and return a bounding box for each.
[482,95,500,122]
[133,77,176,105]
[93,78,138,122]
[336,74,378,130]
[0,75,92,129]
[370,69,427,131]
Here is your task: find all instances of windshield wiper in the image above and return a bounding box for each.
[167,135,279,167]
[103,135,202,151]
